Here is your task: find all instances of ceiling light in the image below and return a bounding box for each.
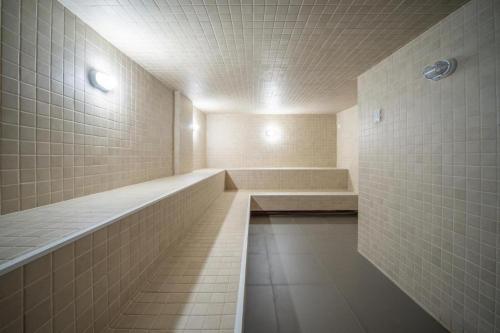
[88,69,116,92]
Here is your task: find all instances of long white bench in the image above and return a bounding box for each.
[0,170,226,332]
[250,191,358,211]
[106,191,250,333]
[0,169,225,274]
[0,167,357,333]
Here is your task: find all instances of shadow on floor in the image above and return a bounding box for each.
[244,214,449,333]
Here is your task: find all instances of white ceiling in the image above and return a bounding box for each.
[61,0,467,114]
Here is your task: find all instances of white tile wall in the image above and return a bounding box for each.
[174,91,193,175]
[224,168,348,191]
[336,106,359,192]
[0,0,174,214]
[358,1,499,331]
[206,113,337,168]
[193,107,207,170]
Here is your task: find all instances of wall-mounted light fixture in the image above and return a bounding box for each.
[190,123,200,132]
[263,125,281,143]
[423,58,457,81]
[88,69,116,92]
[373,108,382,123]
[265,128,277,138]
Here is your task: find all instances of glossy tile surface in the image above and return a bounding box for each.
[207,114,337,168]
[225,168,348,191]
[244,215,449,333]
[60,0,467,114]
[358,0,499,331]
[336,106,360,192]
[106,192,249,332]
[0,0,174,215]
[0,170,227,332]
[0,169,224,274]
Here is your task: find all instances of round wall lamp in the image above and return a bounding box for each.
[265,128,278,138]
[423,58,457,81]
[263,125,281,143]
[88,69,116,92]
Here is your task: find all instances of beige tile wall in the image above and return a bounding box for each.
[206,113,337,168]
[0,0,174,215]
[174,92,194,175]
[250,193,358,212]
[336,106,359,192]
[0,170,223,268]
[225,168,349,191]
[107,191,247,332]
[192,107,207,170]
[0,171,225,332]
[358,0,499,331]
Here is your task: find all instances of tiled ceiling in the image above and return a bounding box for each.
[61,0,468,114]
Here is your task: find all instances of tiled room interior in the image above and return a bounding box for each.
[0,0,498,332]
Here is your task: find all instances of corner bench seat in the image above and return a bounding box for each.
[0,168,357,333]
[248,191,358,211]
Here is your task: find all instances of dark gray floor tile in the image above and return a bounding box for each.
[309,234,357,253]
[270,285,301,333]
[320,253,448,333]
[266,234,313,254]
[298,223,338,235]
[250,216,273,225]
[316,249,363,276]
[246,254,271,285]
[267,223,304,235]
[269,253,331,285]
[249,223,273,234]
[245,215,448,333]
[244,285,278,333]
[274,284,365,333]
[247,233,267,254]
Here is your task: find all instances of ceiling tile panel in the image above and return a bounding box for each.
[61,0,468,113]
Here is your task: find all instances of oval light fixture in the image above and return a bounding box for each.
[423,58,457,81]
[265,128,277,138]
[88,69,116,92]
[263,125,281,143]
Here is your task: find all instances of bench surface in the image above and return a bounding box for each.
[0,169,224,275]
[106,191,250,332]
[0,168,357,333]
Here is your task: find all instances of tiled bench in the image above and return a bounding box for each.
[249,191,358,211]
[0,167,357,333]
[226,168,358,212]
[224,167,350,191]
[0,170,226,332]
[105,192,250,333]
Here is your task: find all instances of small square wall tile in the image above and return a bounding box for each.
[24,254,51,285]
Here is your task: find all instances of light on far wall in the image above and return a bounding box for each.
[88,69,116,92]
[263,125,282,143]
[190,123,200,132]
